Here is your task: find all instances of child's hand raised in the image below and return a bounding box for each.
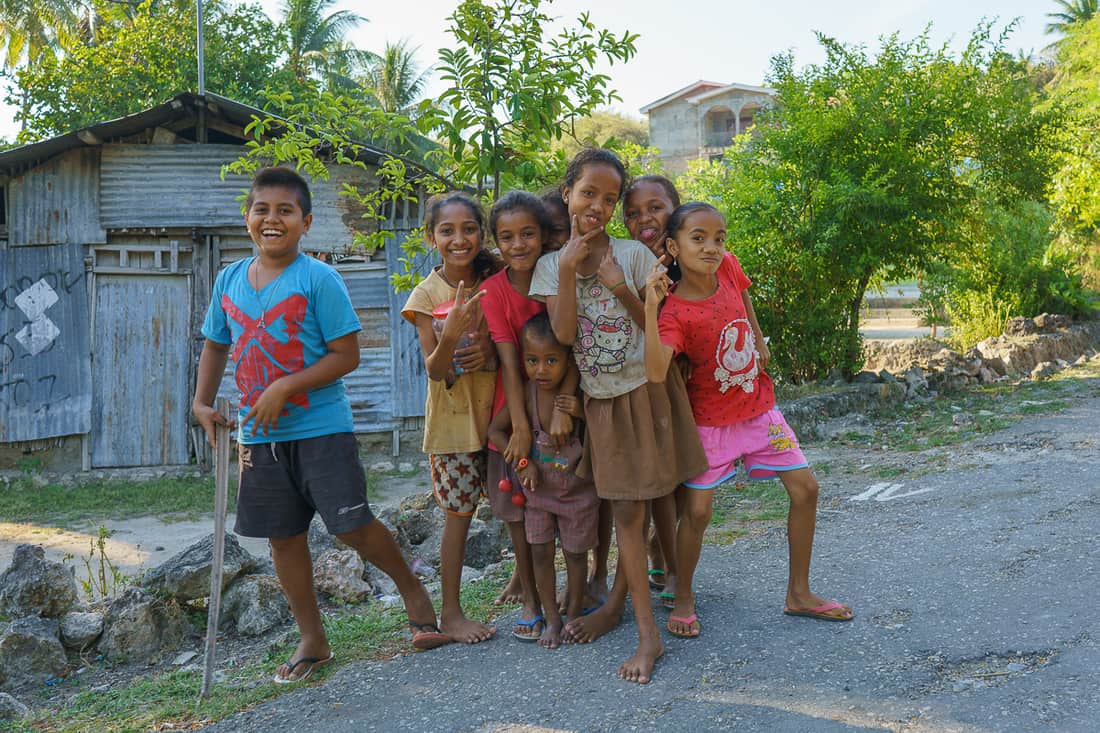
[596,245,626,293]
[558,215,602,272]
[440,281,487,342]
[645,255,673,305]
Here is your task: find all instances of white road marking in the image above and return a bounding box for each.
[849,482,935,502]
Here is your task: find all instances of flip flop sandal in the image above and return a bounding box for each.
[783,601,854,622]
[512,614,545,641]
[659,591,676,610]
[648,568,666,590]
[667,613,701,638]
[272,652,334,684]
[409,621,451,650]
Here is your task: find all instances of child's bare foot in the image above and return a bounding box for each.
[658,573,678,609]
[512,600,544,640]
[783,590,853,621]
[587,574,609,604]
[494,572,524,605]
[618,635,664,684]
[562,603,621,643]
[538,619,564,649]
[667,593,700,638]
[274,639,332,682]
[440,612,497,643]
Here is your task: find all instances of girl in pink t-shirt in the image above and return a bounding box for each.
[480,191,581,639]
[644,202,853,639]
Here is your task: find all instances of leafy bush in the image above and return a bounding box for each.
[943,198,1094,348]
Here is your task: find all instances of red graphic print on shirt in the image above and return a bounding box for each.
[222,294,310,412]
[714,318,760,393]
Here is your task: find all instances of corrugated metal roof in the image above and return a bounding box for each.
[0,92,442,184]
[7,147,107,246]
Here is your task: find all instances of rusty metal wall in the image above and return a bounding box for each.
[7,147,106,246]
[91,271,191,467]
[0,243,92,441]
[386,230,435,417]
[100,144,250,229]
[100,145,378,253]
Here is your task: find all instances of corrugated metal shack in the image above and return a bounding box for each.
[0,92,435,470]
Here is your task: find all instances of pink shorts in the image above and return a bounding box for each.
[685,409,809,489]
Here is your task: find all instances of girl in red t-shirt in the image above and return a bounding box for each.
[644,202,853,638]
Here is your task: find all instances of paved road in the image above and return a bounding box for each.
[204,390,1100,732]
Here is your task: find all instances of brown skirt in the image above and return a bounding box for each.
[578,366,709,501]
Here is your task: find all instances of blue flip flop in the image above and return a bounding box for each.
[512,614,545,641]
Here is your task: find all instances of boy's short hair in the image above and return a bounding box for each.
[521,313,565,350]
[246,167,312,216]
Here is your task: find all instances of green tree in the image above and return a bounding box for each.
[278,0,372,88]
[11,0,287,141]
[553,109,648,158]
[1045,0,1098,35]
[363,38,431,114]
[0,0,78,67]
[427,0,638,198]
[1045,14,1100,287]
[1046,15,1100,230]
[677,25,1060,380]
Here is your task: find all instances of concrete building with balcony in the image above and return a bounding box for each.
[641,80,777,173]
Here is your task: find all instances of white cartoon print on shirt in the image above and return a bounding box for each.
[714,318,759,393]
[576,313,632,375]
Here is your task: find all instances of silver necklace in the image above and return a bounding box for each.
[250,259,287,329]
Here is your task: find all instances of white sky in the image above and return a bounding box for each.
[0,0,1054,142]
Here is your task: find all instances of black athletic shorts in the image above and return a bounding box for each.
[234,432,375,539]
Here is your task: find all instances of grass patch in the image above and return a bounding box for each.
[705,480,789,545]
[18,566,512,733]
[2,468,390,527]
[0,475,236,527]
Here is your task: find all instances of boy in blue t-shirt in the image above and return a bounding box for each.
[193,167,449,683]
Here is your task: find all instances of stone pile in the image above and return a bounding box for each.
[862,315,1099,390]
[788,314,1099,438]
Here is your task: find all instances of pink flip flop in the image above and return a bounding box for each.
[783,601,853,622]
[666,613,700,638]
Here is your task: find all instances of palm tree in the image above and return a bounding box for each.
[0,0,79,67]
[279,0,370,84]
[363,39,431,114]
[1045,0,1098,35]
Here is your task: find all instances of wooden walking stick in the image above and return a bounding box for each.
[200,397,232,700]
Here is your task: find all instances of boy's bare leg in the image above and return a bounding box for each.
[779,469,852,619]
[336,519,441,636]
[439,513,497,642]
[651,492,679,603]
[506,520,542,638]
[611,498,664,683]
[647,517,665,584]
[495,566,524,605]
[563,555,626,643]
[269,533,329,681]
[530,542,563,648]
[669,486,711,636]
[588,500,612,602]
[563,550,589,619]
